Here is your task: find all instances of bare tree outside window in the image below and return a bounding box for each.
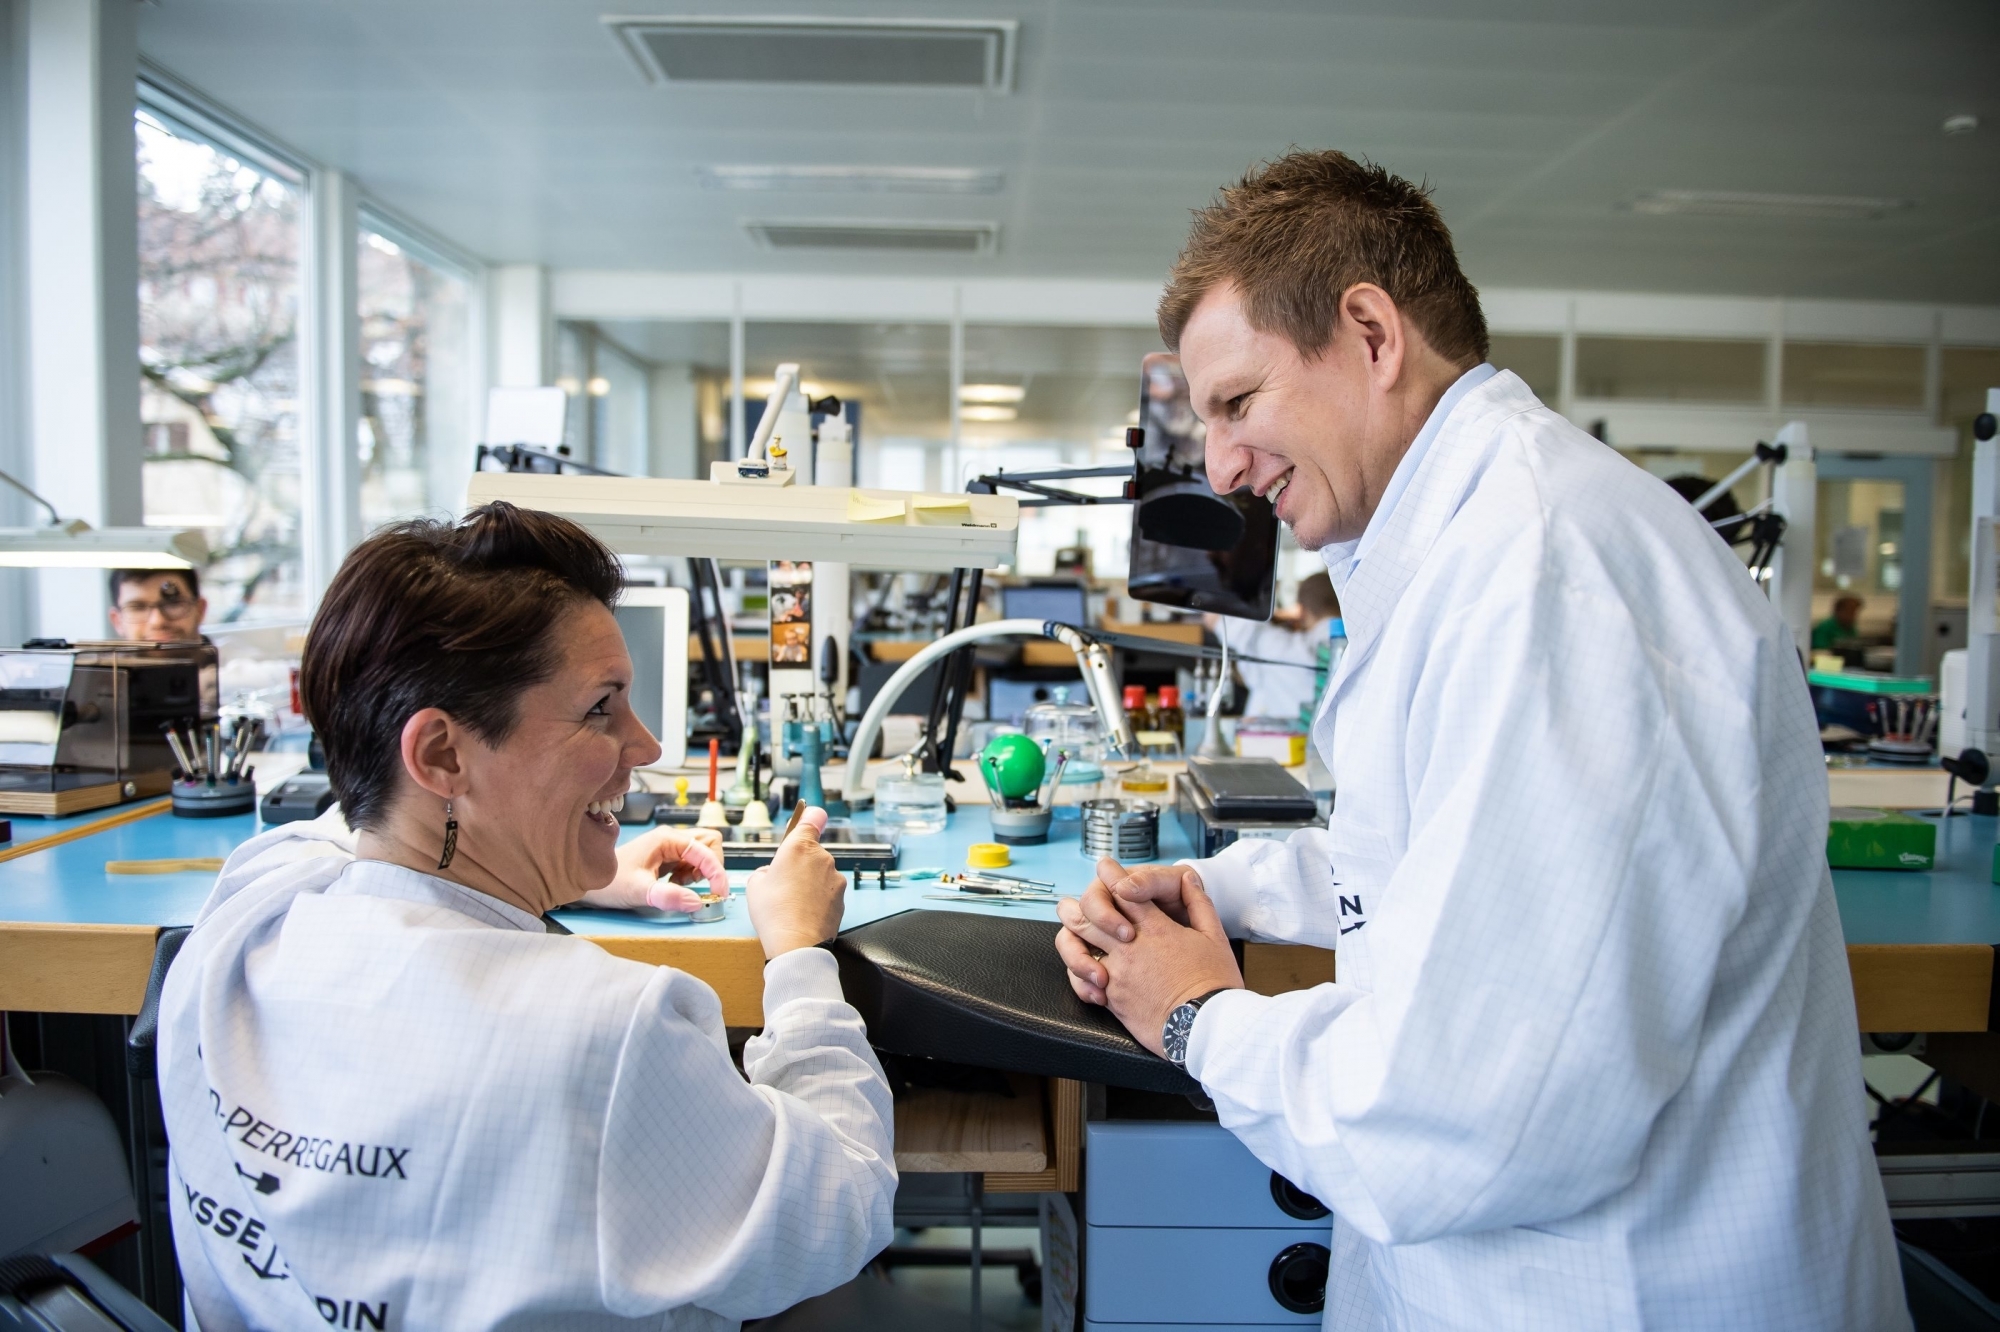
[135,108,305,623]
[358,227,472,530]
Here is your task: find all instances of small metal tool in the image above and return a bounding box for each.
[782,799,807,839]
[160,723,196,777]
[923,892,1047,908]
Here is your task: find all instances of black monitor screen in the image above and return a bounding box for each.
[1002,582,1088,625]
[1126,353,1278,621]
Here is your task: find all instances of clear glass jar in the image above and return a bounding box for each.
[1049,758,1106,822]
[874,770,948,836]
[1024,688,1107,822]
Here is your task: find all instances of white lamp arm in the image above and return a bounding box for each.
[745,363,800,462]
[842,618,1136,800]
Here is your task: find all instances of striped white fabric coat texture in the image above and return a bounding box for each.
[158,811,896,1330]
[1184,370,1906,1331]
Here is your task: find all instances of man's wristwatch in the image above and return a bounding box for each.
[1162,989,1230,1069]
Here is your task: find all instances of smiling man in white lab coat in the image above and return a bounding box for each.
[1056,151,1906,1330]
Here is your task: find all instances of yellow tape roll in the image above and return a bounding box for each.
[966,842,1012,869]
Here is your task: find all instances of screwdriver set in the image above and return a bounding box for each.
[166,717,264,818]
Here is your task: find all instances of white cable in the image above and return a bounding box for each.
[842,618,1073,800]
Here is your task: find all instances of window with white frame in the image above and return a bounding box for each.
[357,218,476,530]
[135,95,306,623]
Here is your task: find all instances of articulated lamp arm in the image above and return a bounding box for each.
[842,619,1139,801]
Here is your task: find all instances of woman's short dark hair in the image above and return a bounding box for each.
[300,502,622,830]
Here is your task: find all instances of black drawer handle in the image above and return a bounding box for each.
[1268,1241,1330,1314]
[1270,1171,1331,1220]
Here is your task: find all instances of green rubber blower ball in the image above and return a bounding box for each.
[980,733,1046,800]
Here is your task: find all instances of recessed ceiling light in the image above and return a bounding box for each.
[960,405,1017,422]
[959,383,1025,403]
[1623,190,1910,221]
[587,377,612,397]
[745,219,999,253]
[700,165,1003,194]
[1944,113,1979,136]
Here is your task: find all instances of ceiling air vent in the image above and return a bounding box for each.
[1622,190,1910,221]
[745,220,999,253]
[699,165,1005,195]
[605,16,1018,93]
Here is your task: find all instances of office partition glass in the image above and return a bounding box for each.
[556,320,731,478]
[959,324,1166,578]
[1782,342,1926,410]
[745,320,953,485]
[135,106,305,623]
[357,221,474,530]
[1574,336,1766,403]
[1935,347,2000,608]
[1486,334,1561,402]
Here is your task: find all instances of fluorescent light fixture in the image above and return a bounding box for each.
[465,472,1018,572]
[0,520,208,569]
[959,383,1025,404]
[744,219,998,252]
[960,405,1018,422]
[1624,190,1910,220]
[699,165,1004,194]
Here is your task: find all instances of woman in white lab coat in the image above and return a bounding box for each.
[158,502,895,1331]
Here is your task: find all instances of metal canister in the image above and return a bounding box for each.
[1079,798,1159,861]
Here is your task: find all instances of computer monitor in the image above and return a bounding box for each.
[1002,581,1088,626]
[612,586,689,770]
[1126,352,1279,621]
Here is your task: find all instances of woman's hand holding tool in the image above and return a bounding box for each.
[582,825,728,913]
[747,804,846,958]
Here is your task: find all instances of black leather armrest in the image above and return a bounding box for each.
[125,927,189,1081]
[831,910,1198,1095]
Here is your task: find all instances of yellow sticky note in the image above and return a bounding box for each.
[847,492,907,524]
[911,494,973,524]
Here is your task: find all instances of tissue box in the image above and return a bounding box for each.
[1827,807,1936,871]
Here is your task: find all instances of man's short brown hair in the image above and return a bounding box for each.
[1158,150,1488,369]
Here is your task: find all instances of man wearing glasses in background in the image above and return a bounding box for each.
[107,568,208,643]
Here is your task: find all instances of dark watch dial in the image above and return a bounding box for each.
[1162,989,1228,1067]
[1163,1003,1201,1067]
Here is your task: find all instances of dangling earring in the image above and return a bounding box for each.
[438,799,459,871]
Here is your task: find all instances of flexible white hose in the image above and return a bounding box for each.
[842,618,1055,800]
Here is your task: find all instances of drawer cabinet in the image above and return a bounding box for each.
[1087,1122,1331,1230]
[1086,1122,1335,1328]
[1085,1225,1328,1326]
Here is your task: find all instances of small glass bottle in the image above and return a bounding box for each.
[1154,685,1185,737]
[1123,684,1153,734]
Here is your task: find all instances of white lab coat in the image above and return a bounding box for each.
[157,810,896,1331]
[1183,370,1905,1331]
[1221,618,1324,722]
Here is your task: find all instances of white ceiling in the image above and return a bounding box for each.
[137,0,2000,302]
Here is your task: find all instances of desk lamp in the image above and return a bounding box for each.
[0,468,207,569]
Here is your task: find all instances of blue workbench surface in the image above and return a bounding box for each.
[0,803,1195,935]
[1831,812,2000,945]
[558,808,1196,936]
[5,800,1997,947]
[2,810,255,926]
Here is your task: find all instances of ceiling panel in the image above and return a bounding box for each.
[136,0,2000,300]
